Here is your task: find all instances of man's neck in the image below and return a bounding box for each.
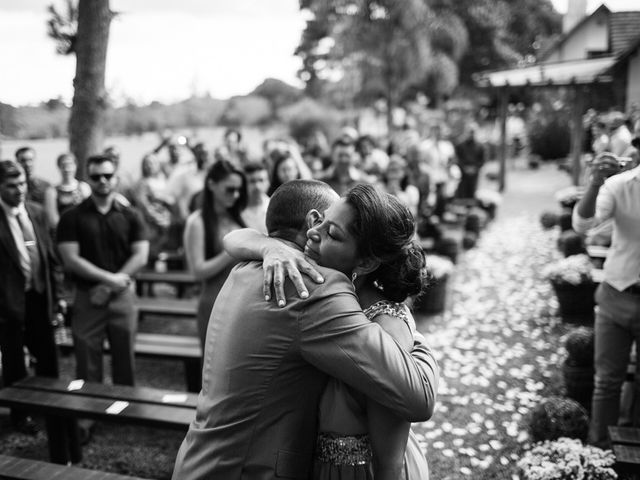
[247,193,268,207]
[92,194,115,213]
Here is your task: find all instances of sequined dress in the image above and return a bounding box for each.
[313,300,430,480]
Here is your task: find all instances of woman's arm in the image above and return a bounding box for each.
[223,228,324,306]
[43,186,59,227]
[367,313,413,480]
[183,212,236,282]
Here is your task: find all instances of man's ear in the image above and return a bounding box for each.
[305,209,322,230]
[354,257,380,277]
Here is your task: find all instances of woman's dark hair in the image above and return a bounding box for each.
[345,184,427,302]
[202,160,247,259]
[267,150,299,196]
[56,152,76,168]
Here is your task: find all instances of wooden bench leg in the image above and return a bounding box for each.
[184,359,202,393]
[44,416,82,464]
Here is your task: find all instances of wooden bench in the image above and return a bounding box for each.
[135,297,198,320]
[0,453,148,479]
[135,270,196,298]
[610,426,640,473]
[0,377,198,465]
[55,329,202,392]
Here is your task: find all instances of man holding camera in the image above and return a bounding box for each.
[573,151,640,448]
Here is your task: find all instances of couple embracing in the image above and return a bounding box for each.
[172,180,439,480]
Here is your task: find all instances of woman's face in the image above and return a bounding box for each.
[276,158,299,184]
[210,173,243,209]
[59,157,77,178]
[304,198,360,276]
[386,160,405,182]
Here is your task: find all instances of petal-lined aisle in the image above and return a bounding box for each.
[413,166,577,479]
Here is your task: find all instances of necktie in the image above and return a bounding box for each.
[16,213,44,293]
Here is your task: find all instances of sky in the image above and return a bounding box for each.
[1,0,639,107]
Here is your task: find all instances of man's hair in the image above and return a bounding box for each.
[244,161,267,175]
[266,179,337,240]
[14,146,34,159]
[86,154,118,171]
[0,160,25,183]
[331,137,355,151]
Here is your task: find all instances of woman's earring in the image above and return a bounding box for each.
[351,272,358,284]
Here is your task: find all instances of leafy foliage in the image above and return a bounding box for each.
[527,397,589,443]
[295,0,561,106]
[47,0,78,55]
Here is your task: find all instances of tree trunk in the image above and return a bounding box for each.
[69,0,112,179]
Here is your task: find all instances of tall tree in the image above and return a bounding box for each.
[48,0,113,178]
[299,0,434,131]
[296,0,561,112]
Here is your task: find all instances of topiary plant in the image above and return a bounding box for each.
[540,211,558,230]
[564,327,594,367]
[528,396,589,443]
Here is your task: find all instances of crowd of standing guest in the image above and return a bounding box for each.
[0,119,479,436]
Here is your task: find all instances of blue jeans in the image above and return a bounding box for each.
[590,282,640,447]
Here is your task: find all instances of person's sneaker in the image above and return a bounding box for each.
[12,416,39,435]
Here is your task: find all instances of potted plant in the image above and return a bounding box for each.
[562,328,595,413]
[542,254,597,323]
[527,396,589,443]
[413,255,454,314]
[518,437,617,480]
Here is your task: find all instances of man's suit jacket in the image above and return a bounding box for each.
[172,260,439,480]
[0,202,61,325]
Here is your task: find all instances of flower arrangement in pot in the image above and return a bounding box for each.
[412,255,454,314]
[542,254,596,323]
[518,437,617,480]
[562,327,595,413]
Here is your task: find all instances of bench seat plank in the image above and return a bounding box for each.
[0,454,146,480]
[613,444,640,466]
[610,426,640,446]
[15,377,198,409]
[0,388,194,430]
[135,298,197,318]
[56,330,201,360]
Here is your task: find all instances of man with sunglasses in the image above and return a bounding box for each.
[57,154,148,440]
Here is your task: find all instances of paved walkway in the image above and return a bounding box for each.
[413,162,578,479]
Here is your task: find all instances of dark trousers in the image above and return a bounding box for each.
[0,290,58,423]
[71,286,137,385]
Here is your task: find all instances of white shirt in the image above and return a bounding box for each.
[573,165,640,291]
[0,198,35,289]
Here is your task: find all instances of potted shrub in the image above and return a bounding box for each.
[518,437,617,480]
[527,396,589,443]
[413,255,454,314]
[542,254,597,323]
[540,211,558,230]
[562,327,595,413]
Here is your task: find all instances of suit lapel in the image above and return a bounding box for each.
[0,208,22,269]
[26,203,48,263]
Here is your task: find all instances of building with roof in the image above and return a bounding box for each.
[473,2,640,187]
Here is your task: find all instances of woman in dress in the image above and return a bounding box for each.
[183,160,247,348]
[226,183,431,480]
[43,152,91,229]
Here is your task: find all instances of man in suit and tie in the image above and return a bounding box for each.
[0,160,63,433]
[172,180,438,480]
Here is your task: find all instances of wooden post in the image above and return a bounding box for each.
[570,85,585,186]
[498,87,508,192]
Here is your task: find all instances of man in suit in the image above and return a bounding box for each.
[0,160,63,433]
[14,147,50,205]
[172,180,438,479]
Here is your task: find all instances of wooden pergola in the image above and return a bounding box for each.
[474,56,617,191]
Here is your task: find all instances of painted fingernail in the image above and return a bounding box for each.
[301,291,309,298]
[317,276,324,283]
[278,300,285,307]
